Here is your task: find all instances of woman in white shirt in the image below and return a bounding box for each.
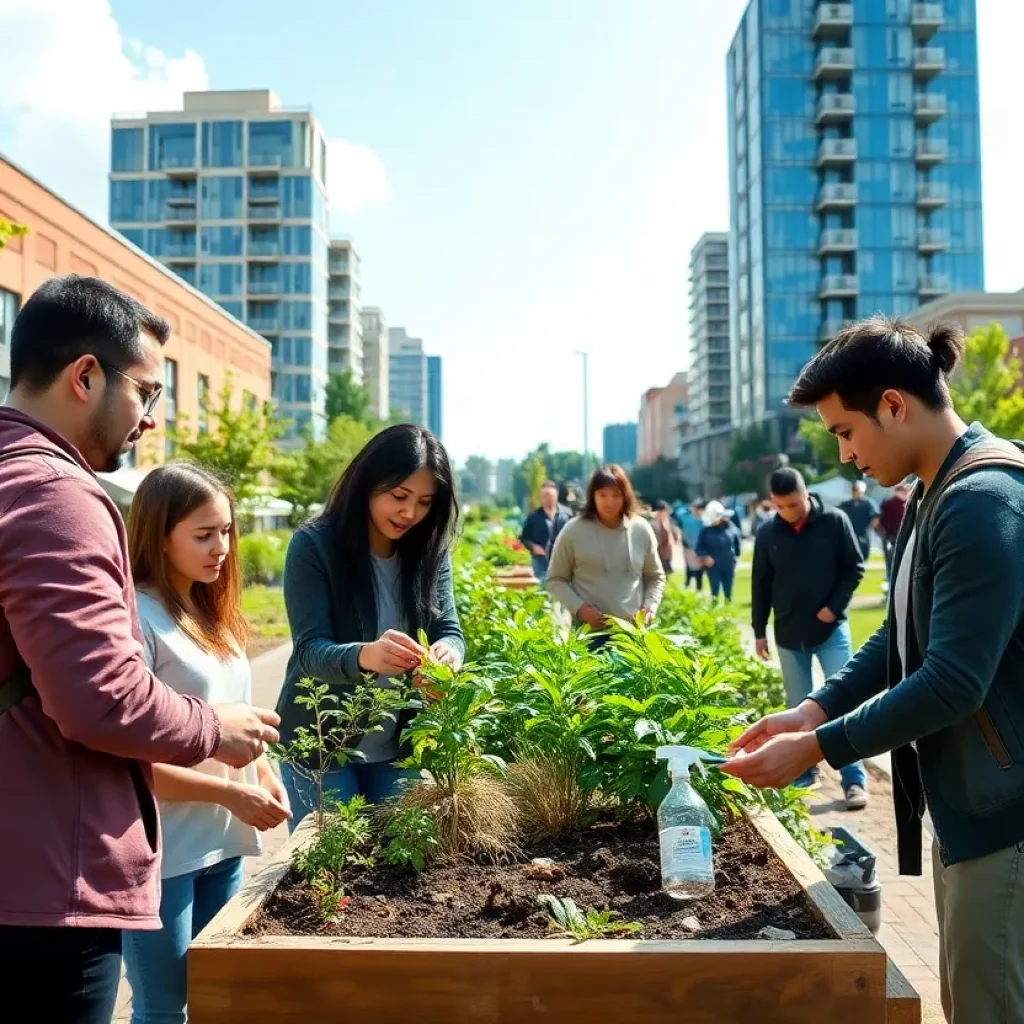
[122,463,291,1024]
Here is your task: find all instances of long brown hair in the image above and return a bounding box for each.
[128,463,248,658]
[582,464,639,522]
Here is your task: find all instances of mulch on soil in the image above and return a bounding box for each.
[248,814,834,942]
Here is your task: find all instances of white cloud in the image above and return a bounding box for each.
[326,138,393,217]
[0,0,208,220]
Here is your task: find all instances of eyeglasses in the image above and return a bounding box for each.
[101,362,163,417]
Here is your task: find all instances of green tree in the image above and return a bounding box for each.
[630,457,689,503]
[324,369,372,427]
[949,323,1024,439]
[461,456,493,502]
[523,452,547,510]
[718,425,779,495]
[169,382,284,503]
[274,416,373,525]
[0,218,27,252]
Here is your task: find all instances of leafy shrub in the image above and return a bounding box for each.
[238,531,290,586]
[380,807,440,872]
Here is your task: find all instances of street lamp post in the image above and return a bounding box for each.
[576,350,590,484]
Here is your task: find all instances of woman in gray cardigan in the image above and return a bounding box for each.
[547,465,665,641]
[276,425,465,826]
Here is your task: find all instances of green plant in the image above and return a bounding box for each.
[292,795,373,921]
[273,678,410,831]
[238,532,288,586]
[380,806,439,871]
[536,895,642,943]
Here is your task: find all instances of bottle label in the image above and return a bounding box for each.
[660,826,712,874]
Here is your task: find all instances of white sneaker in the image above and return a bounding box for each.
[844,784,868,811]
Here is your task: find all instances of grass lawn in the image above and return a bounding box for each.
[729,558,887,651]
[242,586,289,655]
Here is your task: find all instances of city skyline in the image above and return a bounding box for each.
[1,0,1022,463]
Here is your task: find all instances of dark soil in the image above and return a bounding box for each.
[247,814,834,942]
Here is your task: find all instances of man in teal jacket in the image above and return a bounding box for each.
[724,315,1024,1023]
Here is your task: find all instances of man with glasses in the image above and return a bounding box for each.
[0,276,280,1023]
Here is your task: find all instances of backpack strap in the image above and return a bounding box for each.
[0,445,79,717]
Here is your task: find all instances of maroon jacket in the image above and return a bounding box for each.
[0,409,220,929]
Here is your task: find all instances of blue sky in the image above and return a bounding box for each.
[1,0,1020,465]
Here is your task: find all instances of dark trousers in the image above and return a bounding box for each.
[686,566,705,590]
[2,924,122,1022]
[707,563,736,603]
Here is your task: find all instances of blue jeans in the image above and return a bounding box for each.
[123,856,244,1024]
[776,622,867,792]
[281,761,419,832]
[530,553,549,584]
[707,563,736,602]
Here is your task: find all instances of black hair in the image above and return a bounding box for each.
[769,467,806,497]
[655,500,670,511]
[692,499,707,510]
[541,480,558,491]
[318,424,458,634]
[789,315,963,416]
[10,275,170,392]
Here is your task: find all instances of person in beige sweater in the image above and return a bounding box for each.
[547,465,665,633]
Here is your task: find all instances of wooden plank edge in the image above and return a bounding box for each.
[193,814,318,945]
[886,961,923,1024]
[746,805,878,944]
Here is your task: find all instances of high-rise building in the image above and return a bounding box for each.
[109,89,332,440]
[328,239,362,385]
[638,373,689,467]
[495,458,517,501]
[388,327,427,426]
[427,355,443,439]
[727,0,983,450]
[602,422,638,468]
[680,232,733,495]
[360,306,389,420]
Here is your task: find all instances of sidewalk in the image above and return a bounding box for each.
[113,643,294,1023]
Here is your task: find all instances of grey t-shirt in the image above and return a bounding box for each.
[357,552,407,763]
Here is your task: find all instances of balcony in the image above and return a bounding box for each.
[916,182,948,207]
[247,281,280,297]
[329,284,350,300]
[819,274,859,299]
[329,309,351,323]
[815,48,855,79]
[915,138,948,164]
[164,206,196,223]
[247,186,280,204]
[911,3,943,41]
[247,205,282,221]
[247,241,281,259]
[248,153,285,169]
[914,93,947,122]
[816,92,856,124]
[818,228,858,255]
[920,273,951,297]
[913,47,945,78]
[820,318,855,341]
[918,228,950,253]
[812,3,853,38]
[165,192,196,207]
[248,316,280,334]
[161,155,197,177]
[817,137,858,166]
[816,182,858,210]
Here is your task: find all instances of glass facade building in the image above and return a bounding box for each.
[427,355,442,439]
[328,240,363,385]
[109,91,332,440]
[388,328,428,427]
[602,422,638,468]
[728,0,983,444]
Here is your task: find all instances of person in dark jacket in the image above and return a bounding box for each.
[519,480,570,583]
[724,315,1024,1023]
[695,500,742,602]
[750,467,867,807]
[839,479,879,562]
[276,425,465,825]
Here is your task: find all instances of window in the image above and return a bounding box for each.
[219,301,243,320]
[281,225,311,255]
[281,300,312,330]
[248,120,310,168]
[201,176,243,220]
[202,121,243,168]
[200,226,244,257]
[281,175,312,218]
[198,262,244,297]
[111,128,145,172]
[148,124,196,171]
[197,374,210,433]
[281,262,311,295]
[146,179,197,222]
[0,287,18,400]
[164,358,179,457]
[110,180,145,223]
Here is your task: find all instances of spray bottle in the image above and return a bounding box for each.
[655,745,716,900]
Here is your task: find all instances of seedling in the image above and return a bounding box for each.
[536,894,642,943]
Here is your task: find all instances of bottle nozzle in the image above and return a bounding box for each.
[656,745,709,780]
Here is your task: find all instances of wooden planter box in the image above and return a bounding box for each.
[190,810,920,1023]
[494,566,540,590]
